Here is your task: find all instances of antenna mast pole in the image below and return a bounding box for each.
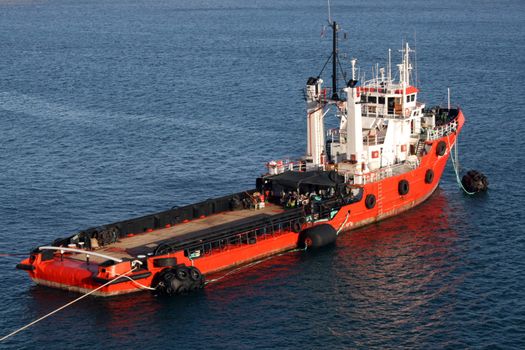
[414,31,418,88]
[332,21,338,100]
[327,0,332,24]
[387,49,392,82]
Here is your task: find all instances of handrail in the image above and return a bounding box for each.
[426,120,458,141]
[267,159,321,174]
[183,198,347,257]
[363,134,386,146]
[184,217,298,256]
[39,246,123,263]
[157,208,306,255]
[352,160,418,185]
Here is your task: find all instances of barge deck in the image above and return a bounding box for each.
[76,204,285,263]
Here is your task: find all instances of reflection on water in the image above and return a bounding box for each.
[324,189,468,346]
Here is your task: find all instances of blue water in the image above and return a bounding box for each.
[1,0,524,348]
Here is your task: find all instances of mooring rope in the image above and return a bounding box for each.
[0,265,140,343]
[113,273,157,291]
[447,134,476,195]
[336,212,350,235]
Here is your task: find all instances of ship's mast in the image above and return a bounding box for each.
[331,21,339,100]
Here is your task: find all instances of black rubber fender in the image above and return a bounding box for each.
[292,220,302,233]
[154,266,205,296]
[176,266,190,280]
[398,179,410,196]
[299,224,337,249]
[461,170,489,193]
[96,227,118,246]
[78,231,92,250]
[188,266,205,290]
[189,266,202,282]
[154,268,179,295]
[51,237,67,247]
[425,169,434,184]
[154,243,173,256]
[230,195,243,211]
[365,194,376,209]
[436,141,447,156]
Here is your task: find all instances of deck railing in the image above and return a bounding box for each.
[181,197,350,260]
[363,134,386,146]
[426,120,458,141]
[267,159,323,175]
[156,208,306,259]
[350,159,419,185]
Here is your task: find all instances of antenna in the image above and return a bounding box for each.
[448,88,451,110]
[351,59,357,80]
[414,30,418,88]
[327,0,332,24]
[387,49,392,82]
[331,20,338,100]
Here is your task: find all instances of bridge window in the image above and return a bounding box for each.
[388,97,395,114]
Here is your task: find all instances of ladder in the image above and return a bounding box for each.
[415,140,425,156]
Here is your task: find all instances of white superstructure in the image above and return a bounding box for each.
[265,23,452,186]
[300,41,429,182]
[305,77,326,167]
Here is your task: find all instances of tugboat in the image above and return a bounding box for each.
[16,21,464,296]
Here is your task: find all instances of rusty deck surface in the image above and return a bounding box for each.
[83,204,285,261]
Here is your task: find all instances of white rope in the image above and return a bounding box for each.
[0,266,139,343]
[113,273,157,291]
[336,212,350,235]
[447,134,476,195]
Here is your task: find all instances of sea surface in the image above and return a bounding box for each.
[0,0,524,348]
